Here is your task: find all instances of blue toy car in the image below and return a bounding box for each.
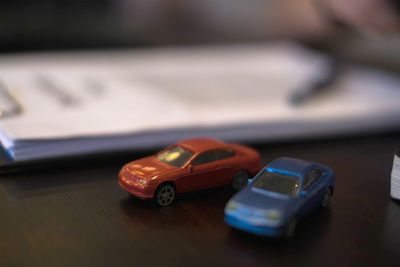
[224,157,335,238]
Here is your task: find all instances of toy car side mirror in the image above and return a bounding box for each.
[301,191,307,197]
[188,165,193,173]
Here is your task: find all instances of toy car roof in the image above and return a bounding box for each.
[266,157,316,178]
[177,137,227,153]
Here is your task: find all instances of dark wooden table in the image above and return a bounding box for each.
[0,133,399,267]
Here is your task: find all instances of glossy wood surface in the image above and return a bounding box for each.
[0,134,399,266]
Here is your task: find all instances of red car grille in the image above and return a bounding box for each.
[122,168,140,182]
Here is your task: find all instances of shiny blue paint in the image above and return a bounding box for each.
[266,167,301,178]
[224,157,335,237]
[267,157,317,178]
[225,215,285,237]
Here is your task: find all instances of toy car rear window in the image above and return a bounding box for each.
[215,149,235,160]
[252,171,299,197]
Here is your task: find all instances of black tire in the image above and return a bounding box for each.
[154,184,176,207]
[231,170,249,191]
[321,188,332,209]
[286,217,297,238]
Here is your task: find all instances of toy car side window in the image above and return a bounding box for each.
[191,150,217,166]
[215,149,235,160]
[303,168,323,190]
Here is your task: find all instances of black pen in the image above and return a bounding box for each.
[289,56,342,106]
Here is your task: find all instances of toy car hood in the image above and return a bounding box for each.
[231,185,298,213]
[124,156,176,179]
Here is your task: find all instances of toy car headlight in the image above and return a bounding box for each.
[266,210,281,221]
[225,201,238,212]
[137,178,149,186]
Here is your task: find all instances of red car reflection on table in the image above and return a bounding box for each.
[119,137,262,206]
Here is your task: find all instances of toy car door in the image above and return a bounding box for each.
[299,167,325,216]
[182,150,220,191]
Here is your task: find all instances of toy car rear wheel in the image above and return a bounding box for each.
[155,184,176,207]
[232,170,249,191]
[286,217,297,238]
[321,188,332,208]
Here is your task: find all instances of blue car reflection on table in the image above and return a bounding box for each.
[224,157,335,238]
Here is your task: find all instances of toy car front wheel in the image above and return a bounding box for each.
[286,217,297,238]
[232,170,249,191]
[155,184,176,207]
[321,188,332,208]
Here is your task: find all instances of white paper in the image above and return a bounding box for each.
[391,153,400,199]
[0,43,399,161]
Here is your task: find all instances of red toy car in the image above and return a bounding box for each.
[119,137,262,206]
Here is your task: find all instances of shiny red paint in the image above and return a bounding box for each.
[118,138,262,199]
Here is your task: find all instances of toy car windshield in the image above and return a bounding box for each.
[156,146,194,167]
[251,171,299,197]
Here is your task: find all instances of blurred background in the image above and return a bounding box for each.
[1,0,400,73]
[1,0,400,159]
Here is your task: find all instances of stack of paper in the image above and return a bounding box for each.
[391,151,400,200]
[0,43,399,162]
